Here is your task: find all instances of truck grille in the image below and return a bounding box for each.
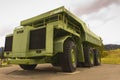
[4,36,13,51]
[29,28,46,49]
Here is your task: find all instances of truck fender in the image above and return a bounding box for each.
[54,36,72,53]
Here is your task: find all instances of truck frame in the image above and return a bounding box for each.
[4,6,103,72]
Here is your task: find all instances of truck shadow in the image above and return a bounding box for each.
[6,64,94,76]
[6,64,62,76]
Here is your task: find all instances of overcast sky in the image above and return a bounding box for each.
[0,0,120,46]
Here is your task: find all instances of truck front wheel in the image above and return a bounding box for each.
[19,64,37,70]
[60,39,77,72]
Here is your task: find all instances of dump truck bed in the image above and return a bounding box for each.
[21,6,102,46]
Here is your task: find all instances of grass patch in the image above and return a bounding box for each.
[101,49,120,64]
[102,58,120,64]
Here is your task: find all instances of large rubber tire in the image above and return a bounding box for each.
[83,45,94,67]
[19,64,37,70]
[77,44,84,67]
[51,53,61,66]
[51,61,59,66]
[93,49,101,66]
[77,62,83,67]
[60,40,77,72]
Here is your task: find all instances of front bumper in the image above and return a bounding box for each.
[8,57,51,64]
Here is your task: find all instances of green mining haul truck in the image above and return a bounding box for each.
[4,6,103,72]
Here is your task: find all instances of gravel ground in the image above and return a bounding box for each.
[0,64,120,80]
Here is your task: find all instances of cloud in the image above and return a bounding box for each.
[74,0,120,15]
[0,0,120,46]
[80,4,120,44]
[0,0,67,46]
[99,16,120,44]
[0,36,5,47]
[82,3,120,23]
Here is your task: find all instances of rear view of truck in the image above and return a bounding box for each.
[4,6,103,72]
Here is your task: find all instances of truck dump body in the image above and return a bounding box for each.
[21,6,102,47]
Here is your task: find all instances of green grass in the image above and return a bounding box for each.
[101,49,120,64]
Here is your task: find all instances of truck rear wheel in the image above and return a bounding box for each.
[83,45,94,67]
[19,64,37,70]
[60,39,77,72]
[93,49,101,66]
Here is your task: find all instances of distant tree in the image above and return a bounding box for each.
[104,44,120,50]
